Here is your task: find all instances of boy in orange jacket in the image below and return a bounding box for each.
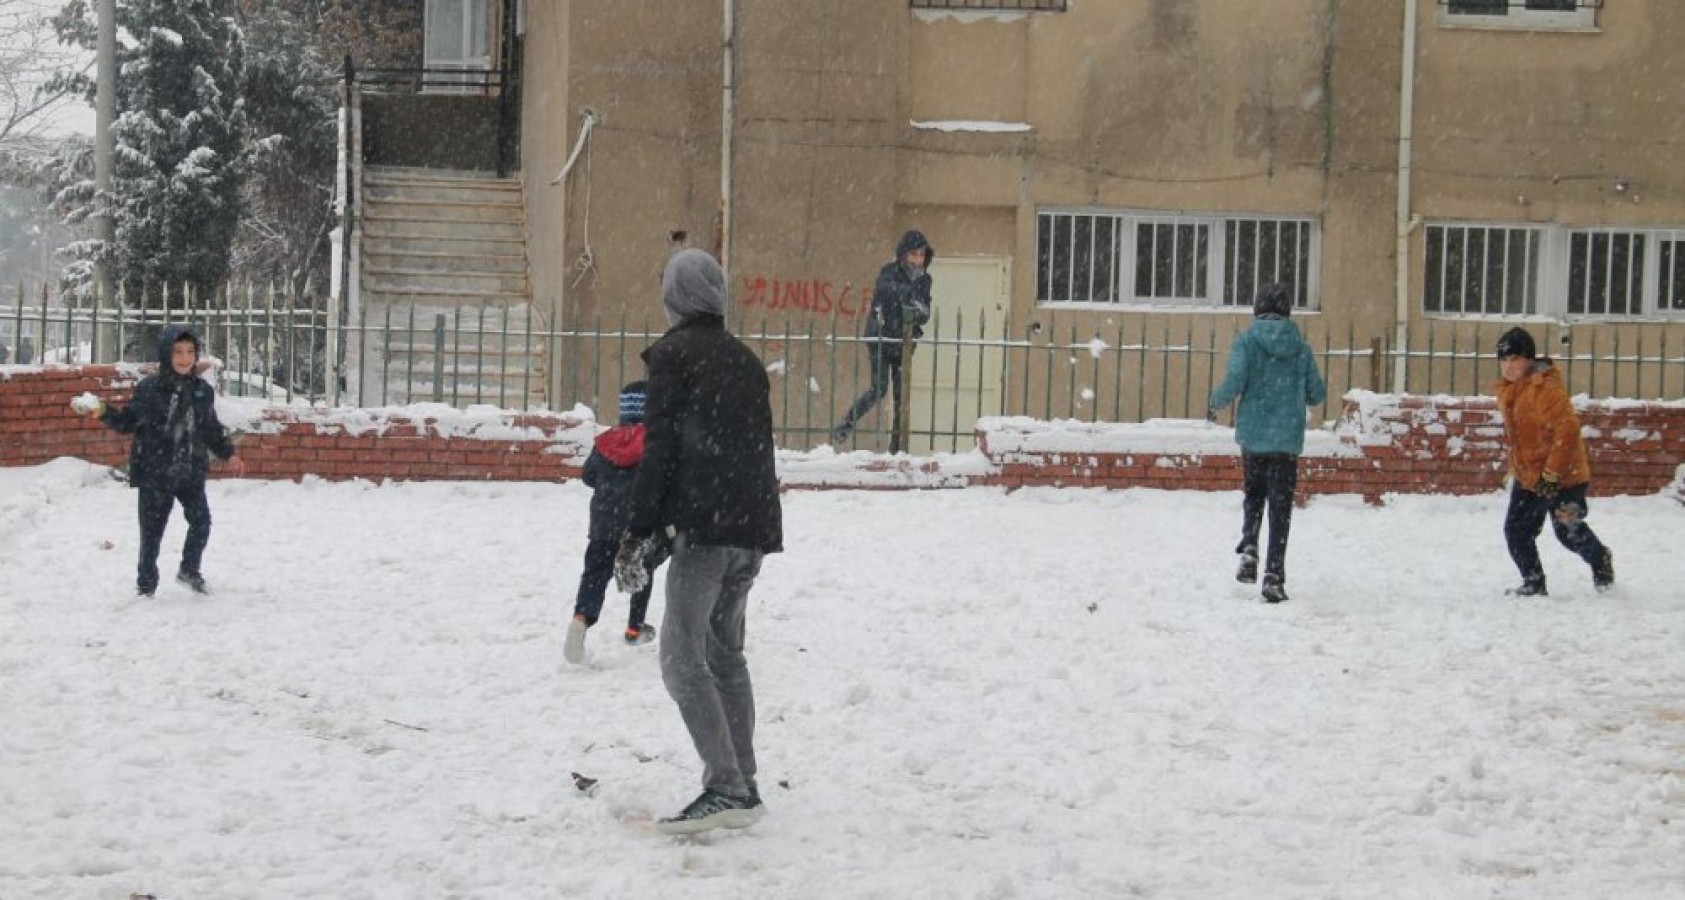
[1493,327,1614,596]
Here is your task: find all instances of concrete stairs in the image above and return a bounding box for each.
[359,166,544,408]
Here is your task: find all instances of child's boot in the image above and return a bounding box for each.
[1261,573,1288,604]
[1236,552,1259,584]
[1592,550,1615,593]
[624,623,657,645]
[564,614,589,664]
[176,570,209,594]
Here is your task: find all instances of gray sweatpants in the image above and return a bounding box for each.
[659,533,764,799]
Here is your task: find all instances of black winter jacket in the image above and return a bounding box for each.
[626,314,783,553]
[863,230,935,362]
[582,423,646,541]
[99,326,236,491]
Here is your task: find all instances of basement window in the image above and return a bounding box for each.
[1439,0,1599,29]
[1037,210,1319,311]
[1425,223,1685,319]
[910,1,1069,11]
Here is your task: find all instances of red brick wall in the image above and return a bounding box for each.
[975,394,1685,500]
[1,365,590,482]
[0,366,135,469]
[4,366,1681,497]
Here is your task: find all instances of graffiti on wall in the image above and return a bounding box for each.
[740,275,868,319]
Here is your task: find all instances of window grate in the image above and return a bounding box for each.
[1425,225,1542,316]
[1441,0,1601,10]
[1425,223,1685,319]
[1037,211,1318,309]
[911,0,1069,11]
[1568,230,1644,317]
[1661,236,1685,313]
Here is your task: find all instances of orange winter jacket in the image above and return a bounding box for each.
[1493,361,1590,490]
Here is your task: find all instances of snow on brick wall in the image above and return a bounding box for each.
[3,368,1682,496]
[0,365,593,483]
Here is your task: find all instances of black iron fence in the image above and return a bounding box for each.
[6,288,1685,454]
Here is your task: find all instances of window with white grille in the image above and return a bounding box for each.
[1440,0,1598,29]
[1037,211,1319,310]
[1567,230,1644,316]
[1424,225,1542,315]
[1660,234,1685,313]
[1425,223,1685,319]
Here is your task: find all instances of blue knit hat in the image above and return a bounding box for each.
[618,381,647,424]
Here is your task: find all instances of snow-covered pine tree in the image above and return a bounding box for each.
[109,0,247,307]
[233,5,335,297]
[48,0,247,307]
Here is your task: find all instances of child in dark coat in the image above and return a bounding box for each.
[564,381,669,664]
[74,325,245,596]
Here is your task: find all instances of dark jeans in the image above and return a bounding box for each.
[1236,452,1299,582]
[573,537,668,629]
[1503,482,1607,583]
[834,343,905,452]
[137,482,212,593]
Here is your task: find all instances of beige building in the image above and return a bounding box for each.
[353,0,1685,447]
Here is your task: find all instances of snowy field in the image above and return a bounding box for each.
[1,458,1682,899]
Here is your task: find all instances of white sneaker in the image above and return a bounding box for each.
[564,616,588,664]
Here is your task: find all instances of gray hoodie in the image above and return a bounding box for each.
[661,249,728,325]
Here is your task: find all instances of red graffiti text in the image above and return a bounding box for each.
[741,276,866,318]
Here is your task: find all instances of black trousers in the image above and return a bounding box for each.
[1236,453,1299,582]
[573,538,669,629]
[834,343,905,452]
[1503,481,1606,583]
[137,482,212,593]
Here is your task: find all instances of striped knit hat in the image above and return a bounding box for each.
[618,381,648,424]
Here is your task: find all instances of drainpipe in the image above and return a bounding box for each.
[94,0,115,344]
[1393,0,1419,393]
[719,0,736,273]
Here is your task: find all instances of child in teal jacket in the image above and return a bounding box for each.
[1209,284,1326,603]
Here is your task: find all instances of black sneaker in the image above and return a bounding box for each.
[1261,575,1289,604]
[176,570,209,594]
[1592,550,1615,592]
[136,585,156,598]
[1506,577,1547,597]
[624,623,657,645]
[1236,553,1259,584]
[655,789,764,836]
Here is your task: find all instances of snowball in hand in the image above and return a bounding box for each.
[70,393,102,415]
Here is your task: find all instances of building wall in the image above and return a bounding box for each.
[1402,0,1685,397]
[518,1,1685,432]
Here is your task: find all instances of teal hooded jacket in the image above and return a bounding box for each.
[1208,316,1327,456]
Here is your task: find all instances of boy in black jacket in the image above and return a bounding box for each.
[563,381,669,664]
[74,326,244,596]
[831,229,934,452]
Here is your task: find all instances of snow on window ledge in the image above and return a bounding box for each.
[912,10,1031,24]
[911,120,1034,133]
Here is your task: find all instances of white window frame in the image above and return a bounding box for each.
[1437,0,1598,31]
[1036,209,1321,312]
[423,0,491,94]
[1423,222,1685,320]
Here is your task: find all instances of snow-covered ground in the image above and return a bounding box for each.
[1,458,1682,899]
